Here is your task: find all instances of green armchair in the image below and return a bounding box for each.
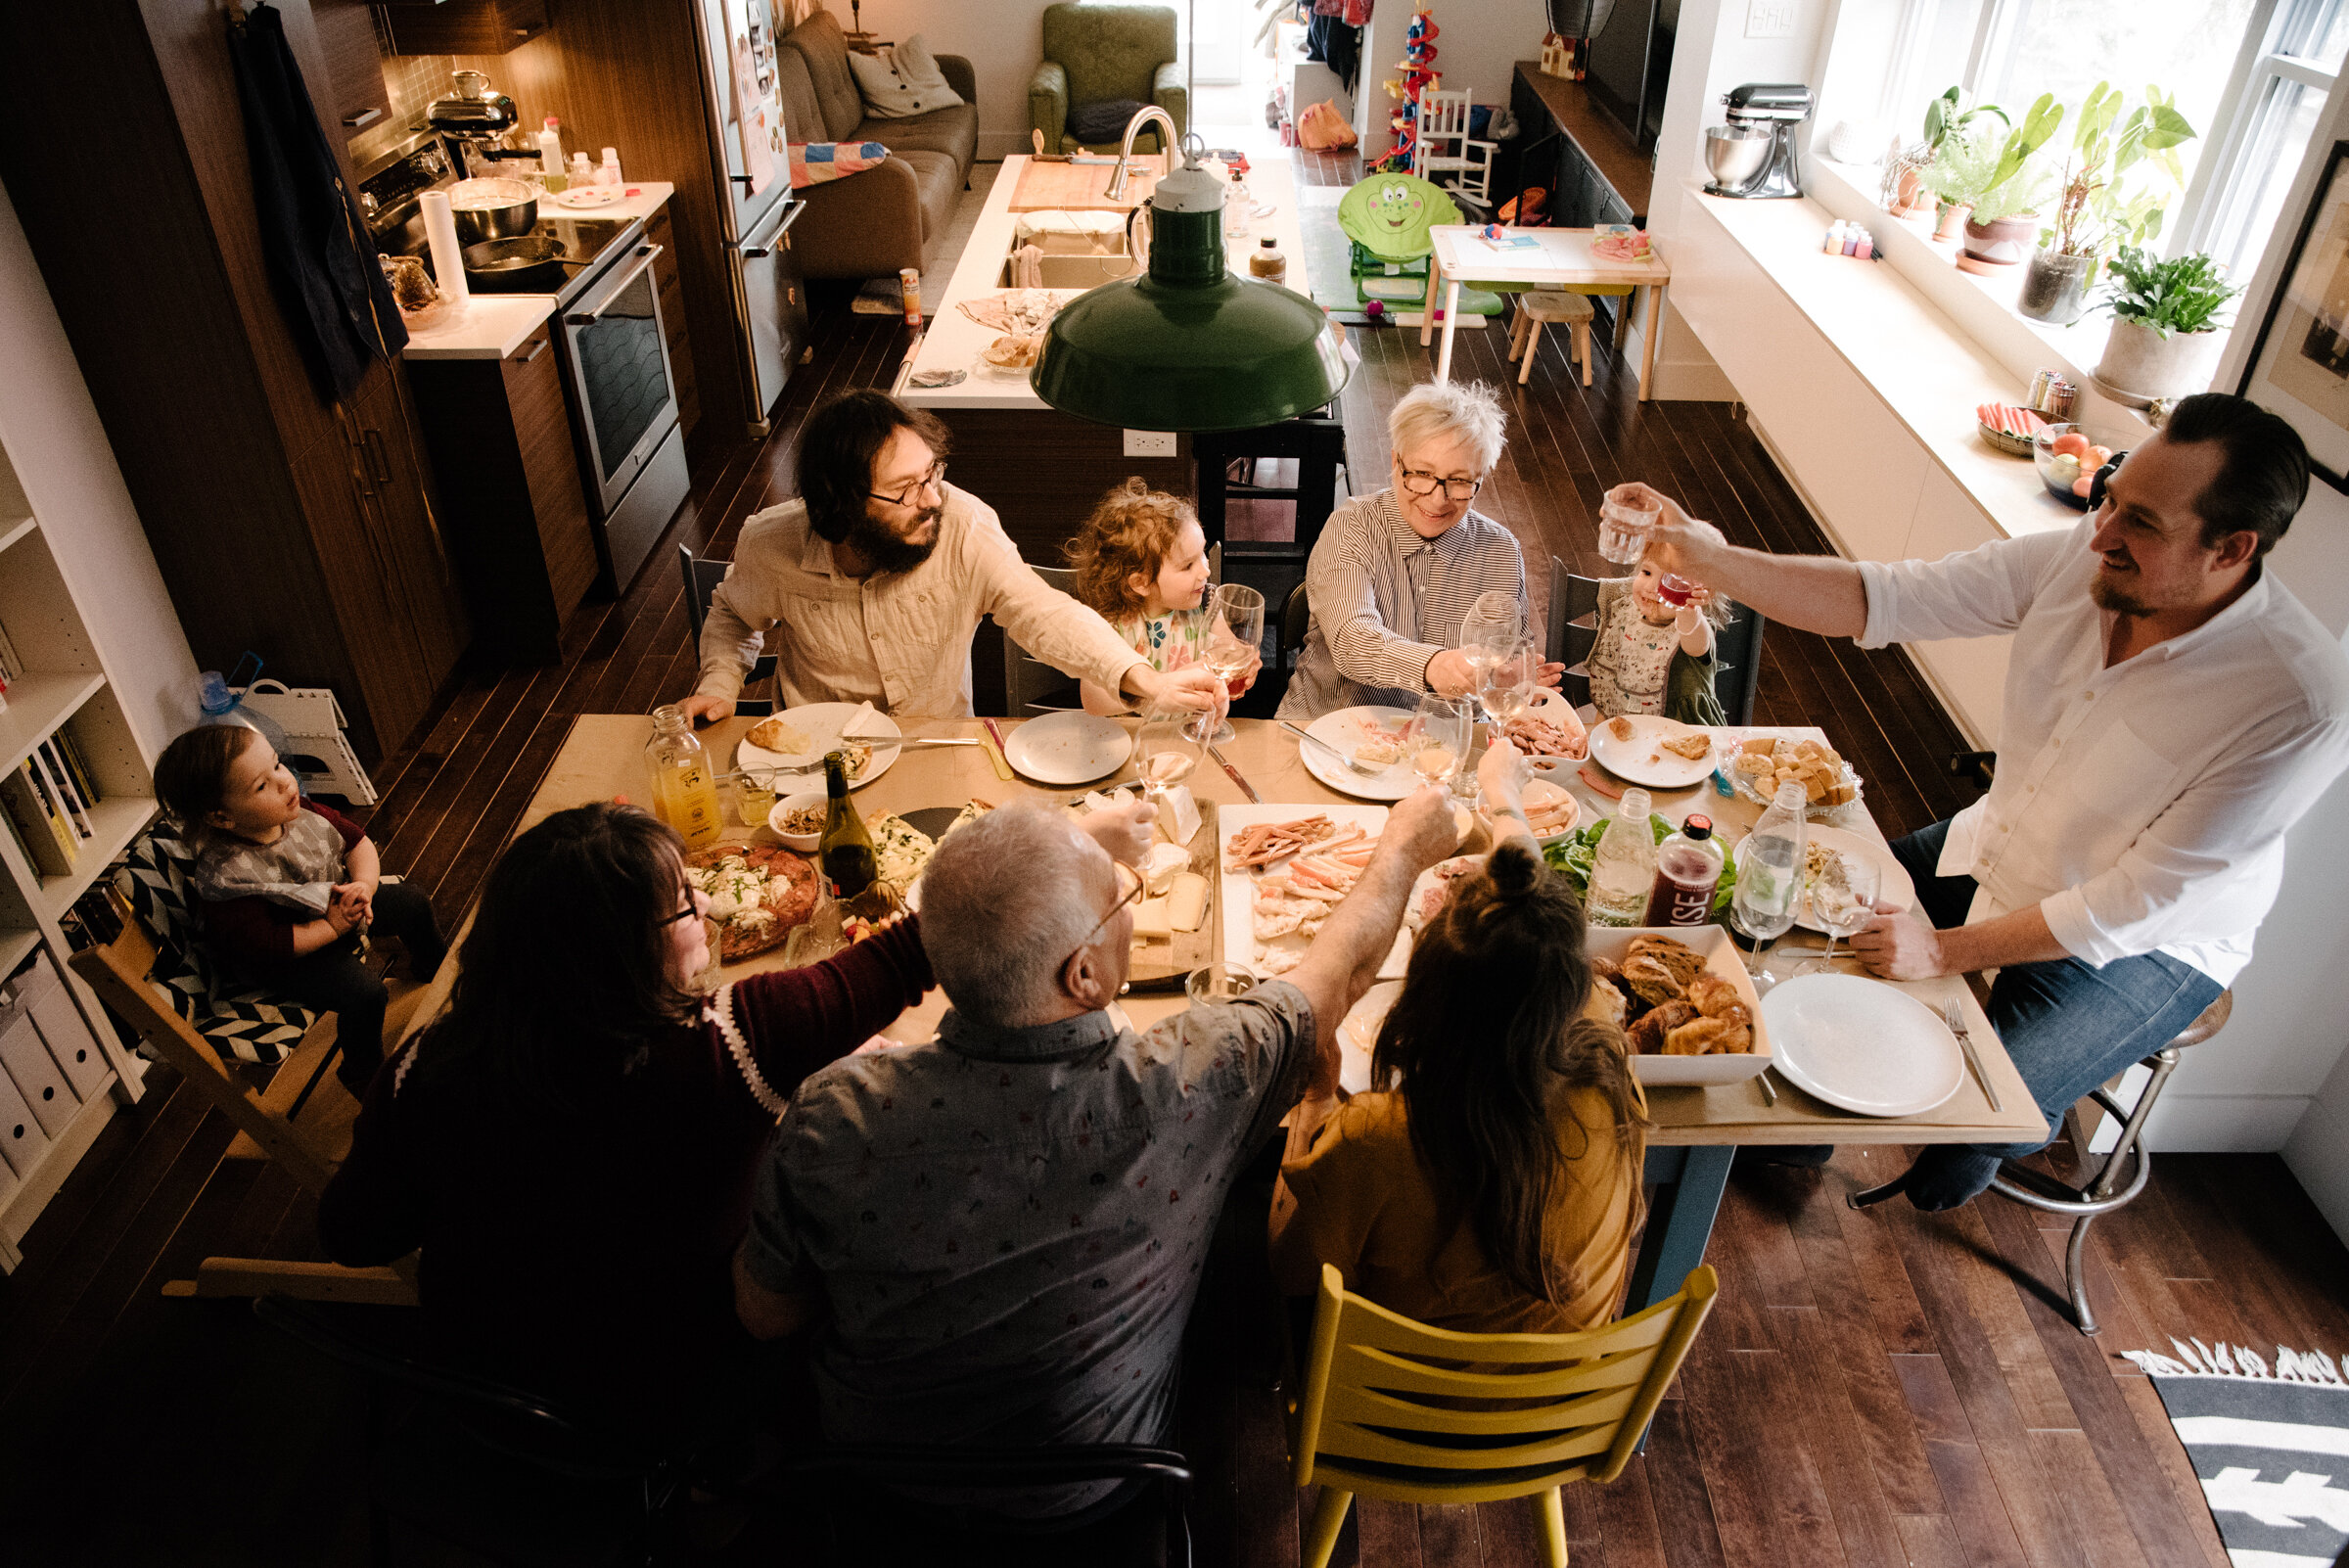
[1029,3,1188,156]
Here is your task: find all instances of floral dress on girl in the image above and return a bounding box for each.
[1587,577,1681,717]
[1113,609,1211,674]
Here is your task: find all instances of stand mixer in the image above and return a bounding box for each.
[1703,83,1814,200]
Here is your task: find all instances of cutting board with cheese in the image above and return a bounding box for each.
[1127,798,1217,986]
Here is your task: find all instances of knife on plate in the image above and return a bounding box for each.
[1208,743,1260,803]
[978,717,1016,781]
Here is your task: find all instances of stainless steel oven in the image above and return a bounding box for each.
[559,240,687,590]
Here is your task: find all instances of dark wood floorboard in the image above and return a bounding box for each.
[0,142,2340,1567]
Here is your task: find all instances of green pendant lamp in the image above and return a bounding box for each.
[1033,143,1350,433]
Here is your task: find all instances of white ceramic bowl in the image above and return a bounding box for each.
[768,790,826,852]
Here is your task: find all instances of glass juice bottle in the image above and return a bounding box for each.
[645,705,723,850]
[1587,787,1656,927]
[1642,813,1725,926]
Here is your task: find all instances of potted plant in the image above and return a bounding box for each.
[1918,122,1999,241]
[1891,87,2006,221]
[2022,83,2197,325]
[2093,247,2240,399]
[1958,93,2063,275]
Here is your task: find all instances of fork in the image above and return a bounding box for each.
[1943,996,2002,1112]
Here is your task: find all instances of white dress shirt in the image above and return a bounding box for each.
[1857,519,2349,985]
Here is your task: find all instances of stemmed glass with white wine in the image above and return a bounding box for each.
[1406,693,1470,802]
[1135,705,1205,805]
[1474,637,1539,732]
[1187,582,1266,746]
[1796,857,1881,976]
[1458,590,1522,692]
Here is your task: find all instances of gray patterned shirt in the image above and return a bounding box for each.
[741,982,1316,1510]
[1278,488,1532,719]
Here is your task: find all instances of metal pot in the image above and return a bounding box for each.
[447,177,538,245]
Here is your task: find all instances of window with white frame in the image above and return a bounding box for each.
[1881,0,2349,280]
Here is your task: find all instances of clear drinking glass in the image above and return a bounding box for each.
[1186,959,1262,1004]
[1407,694,1469,800]
[1797,857,1881,975]
[1458,590,1523,687]
[1135,707,1204,800]
[1597,484,1662,565]
[1475,637,1539,729]
[1188,583,1266,746]
[1728,832,1802,992]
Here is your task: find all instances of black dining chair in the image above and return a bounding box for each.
[1547,556,1766,725]
[678,543,776,717]
[999,562,1086,715]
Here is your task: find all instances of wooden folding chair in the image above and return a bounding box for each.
[69,901,419,1305]
[1289,1263,1717,1568]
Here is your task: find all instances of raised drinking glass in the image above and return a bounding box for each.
[1597,484,1662,566]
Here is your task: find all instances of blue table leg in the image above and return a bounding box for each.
[1626,1144,1734,1453]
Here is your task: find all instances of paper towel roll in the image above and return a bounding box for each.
[419,189,470,311]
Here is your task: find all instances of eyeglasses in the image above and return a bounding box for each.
[1396,465,1483,502]
[660,891,706,926]
[868,461,948,508]
[1073,860,1145,953]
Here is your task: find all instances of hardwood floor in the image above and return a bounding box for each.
[1,147,2343,1567]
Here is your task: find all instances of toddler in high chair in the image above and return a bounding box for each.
[1066,477,1261,715]
[156,724,445,1096]
[1587,542,1732,727]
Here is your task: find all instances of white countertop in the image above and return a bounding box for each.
[398,182,676,361]
[895,155,1313,411]
[1687,177,2135,541]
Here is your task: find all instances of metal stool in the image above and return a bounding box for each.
[1990,990,2231,1335]
[1507,291,1593,386]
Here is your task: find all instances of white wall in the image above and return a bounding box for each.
[0,178,197,763]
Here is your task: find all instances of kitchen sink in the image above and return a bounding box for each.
[1001,210,1135,290]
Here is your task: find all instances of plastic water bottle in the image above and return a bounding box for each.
[197,670,293,762]
[1736,781,1810,931]
[1588,787,1656,927]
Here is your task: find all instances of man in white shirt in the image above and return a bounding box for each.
[679,391,1225,723]
[1637,392,2349,1210]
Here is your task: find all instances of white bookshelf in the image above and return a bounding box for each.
[0,178,201,1270]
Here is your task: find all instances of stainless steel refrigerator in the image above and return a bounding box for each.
[691,0,809,438]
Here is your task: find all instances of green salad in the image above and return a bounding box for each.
[1543,813,1736,917]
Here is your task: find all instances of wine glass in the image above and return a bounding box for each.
[1458,591,1522,689]
[1797,856,1881,975]
[1188,583,1266,745]
[1134,706,1204,804]
[1406,694,1469,801]
[1728,833,1801,992]
[1474,637,1539,731]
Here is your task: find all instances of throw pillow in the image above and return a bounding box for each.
[1069,98,1152,145]
[848,33,963,118]
[789,140,890,187]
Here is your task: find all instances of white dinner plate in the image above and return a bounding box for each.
[1504,778,1580,844]
[1794,824,1915,933]
[1587,715,1717,789]
[736,702,902,791]
[1002,712,1132,786]
[1761,973,1962,1117]
[1297,706,1424,801]
[549,186,622,208]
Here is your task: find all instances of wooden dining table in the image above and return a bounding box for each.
[1418,223,1672,398]
[427,710,2048,1318]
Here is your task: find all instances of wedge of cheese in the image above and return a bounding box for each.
[1131,897,1173,942]
[1168,872,1210,934]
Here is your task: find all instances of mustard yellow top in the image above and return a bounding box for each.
[1269,1084,1647,1336]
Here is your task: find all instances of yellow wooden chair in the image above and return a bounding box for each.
[1288,1263,1718,1568]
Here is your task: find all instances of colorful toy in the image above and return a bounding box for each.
[1375,8,1441,174]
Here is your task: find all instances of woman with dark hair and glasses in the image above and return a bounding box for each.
[1278,379,1566,719]
[1270,743,1649,1333]
[318,802,933,1440]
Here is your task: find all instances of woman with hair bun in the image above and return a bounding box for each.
[1269,742,1648,1333]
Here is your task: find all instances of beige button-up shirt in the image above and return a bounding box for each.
[692,485,1147,719]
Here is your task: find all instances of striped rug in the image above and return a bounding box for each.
[2124,1339,2349,1568]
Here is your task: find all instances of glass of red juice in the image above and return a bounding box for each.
[1657,573,1694,609]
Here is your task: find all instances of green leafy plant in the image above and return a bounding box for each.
[2098,247,2240,337]
[1921,85,2008,161]
[2043,83,2197,266]
[1918,93,2061,219]
[1918,122,2003,208]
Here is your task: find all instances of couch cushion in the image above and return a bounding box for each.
[846,33,964,118]
[858,102,978,170]
[773,47,826,150]
[782,9,867,144]
[1041,2,1176,119]
[893,149,965,246]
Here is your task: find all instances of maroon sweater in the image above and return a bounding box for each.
[198,800,365,967]
[317,918,933,1429]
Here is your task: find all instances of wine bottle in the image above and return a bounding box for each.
[818,751,881,905]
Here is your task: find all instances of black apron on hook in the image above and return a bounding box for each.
[225,3,407,403]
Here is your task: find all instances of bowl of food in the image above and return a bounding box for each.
[979,334,1042,375]
[2033,423,2120,510]
[768,791,827,852]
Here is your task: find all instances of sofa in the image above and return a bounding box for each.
[775,9,978,280]
[1029,2,1187,156]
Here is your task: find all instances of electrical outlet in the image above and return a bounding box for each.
[1123,429,1177,457]
[1746,0,1795,38]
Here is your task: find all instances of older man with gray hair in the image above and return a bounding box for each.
[735,788,1457,1530]
[1280,378,1563,718]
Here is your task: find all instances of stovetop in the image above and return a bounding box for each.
[359,130,642,307]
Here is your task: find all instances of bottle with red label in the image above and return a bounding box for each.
[1641,813,1724,926]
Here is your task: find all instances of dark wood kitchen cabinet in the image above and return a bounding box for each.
[375,0,550,56]
[312,0,392,135]
[406,320,598,662]
[0,0,472,763]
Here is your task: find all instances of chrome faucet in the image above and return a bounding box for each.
[1104,105,1182,201]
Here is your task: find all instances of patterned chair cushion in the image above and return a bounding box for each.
[115,833,319,1065]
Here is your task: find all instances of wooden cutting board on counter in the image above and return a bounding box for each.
[1010,155,1165,211]
[1128,798,1217,987]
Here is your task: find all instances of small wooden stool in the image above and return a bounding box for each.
[1507,291,1593,386]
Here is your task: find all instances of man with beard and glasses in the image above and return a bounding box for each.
[680,391,1228,723]
[1628,392,2349,1212]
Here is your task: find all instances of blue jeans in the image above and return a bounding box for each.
[1881,819,2224,1209]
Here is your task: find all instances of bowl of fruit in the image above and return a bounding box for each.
[2033,424,2120,510]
